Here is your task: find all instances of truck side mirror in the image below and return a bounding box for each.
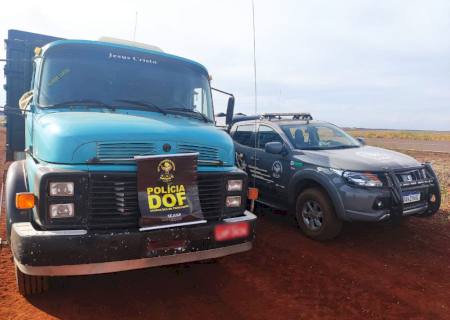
[19,90,33,111]
[225,96,235,125]
[265,141,283,154]
[357,137,366,145]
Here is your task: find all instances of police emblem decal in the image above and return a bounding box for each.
[272,161,283,178]
[158,159,176,183]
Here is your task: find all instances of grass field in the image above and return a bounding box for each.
[346,129,450,142]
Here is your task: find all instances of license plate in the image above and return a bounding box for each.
[214,222,249,242]
[402,192,421,204]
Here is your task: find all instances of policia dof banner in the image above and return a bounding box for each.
[135,153,205,229]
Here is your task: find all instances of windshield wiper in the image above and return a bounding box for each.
[44,99,112,109]
[297,145,359,150]
[326,145,360,149]
[165,107,212,123]
[115,99,167,115]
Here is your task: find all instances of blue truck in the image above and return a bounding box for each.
[3,30,256,295]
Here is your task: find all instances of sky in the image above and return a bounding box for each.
[1,0,449,130]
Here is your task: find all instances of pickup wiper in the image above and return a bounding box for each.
[326,145,360,149]
[44,99,111,109]
[165,107,212,123]
[115,99,167,115]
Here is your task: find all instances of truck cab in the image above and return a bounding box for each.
[3,30,256,295]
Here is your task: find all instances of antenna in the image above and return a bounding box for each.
[133,11,138,41]
[251,0,258,190]
[251,0,258,116]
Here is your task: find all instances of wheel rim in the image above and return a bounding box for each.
[301,200,323,231]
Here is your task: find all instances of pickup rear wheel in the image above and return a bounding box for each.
[295,188,342,241]
[15,264,49,296]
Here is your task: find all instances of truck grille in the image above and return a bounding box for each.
[178,144,220,161]
[88,175,139,229]
[96,142,220,162]
[88,173,226,229]
[97,142,156,160]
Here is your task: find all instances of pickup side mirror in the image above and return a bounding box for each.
[265,141,284,154]
[225,96,235,125]
[357,137,366,145]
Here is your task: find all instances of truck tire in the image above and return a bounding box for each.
[15,264,49,296]
[295,188,342,241]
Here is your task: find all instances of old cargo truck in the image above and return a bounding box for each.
[3,30,256,295]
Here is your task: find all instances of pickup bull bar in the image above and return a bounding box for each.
[385,163,441,219]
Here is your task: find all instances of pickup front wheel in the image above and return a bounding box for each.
[15,264,49,296]
[295,188,342,241]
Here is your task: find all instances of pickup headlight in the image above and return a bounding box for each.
[50,182,74,196]
[343,171,384,188]
[227,179,243,192]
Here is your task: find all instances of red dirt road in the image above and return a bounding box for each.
[1,213,450,320]
[1,127,450,319]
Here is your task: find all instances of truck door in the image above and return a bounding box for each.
[3,30,62,160]
[255,125,290,204]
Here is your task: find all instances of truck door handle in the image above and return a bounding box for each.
[250,156,259,161]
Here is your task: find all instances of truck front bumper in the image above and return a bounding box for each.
[11,211,256,276]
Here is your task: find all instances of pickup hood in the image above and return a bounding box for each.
[296,145,420,171]
[33,111,234,165]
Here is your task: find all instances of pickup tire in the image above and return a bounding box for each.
[15,264,49,296]
[295,188,342,241]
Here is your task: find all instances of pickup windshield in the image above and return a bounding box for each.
[281,123,360,150]
[37,42,214,121]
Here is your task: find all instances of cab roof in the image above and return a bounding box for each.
[40,39,209,74]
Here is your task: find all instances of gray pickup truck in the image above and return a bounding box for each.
[230,113,441,241]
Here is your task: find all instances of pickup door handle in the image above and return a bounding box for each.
[250,156,259,161]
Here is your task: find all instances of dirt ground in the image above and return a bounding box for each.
[1,127,450,320]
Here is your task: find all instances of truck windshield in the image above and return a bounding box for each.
[281,123,361,150]
[37,43,214,121]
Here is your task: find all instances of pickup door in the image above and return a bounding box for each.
[233,123,290,206]
[253,125,290,204]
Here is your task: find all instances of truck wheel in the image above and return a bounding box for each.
[15,264,49,296]
[295,188,342,241]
